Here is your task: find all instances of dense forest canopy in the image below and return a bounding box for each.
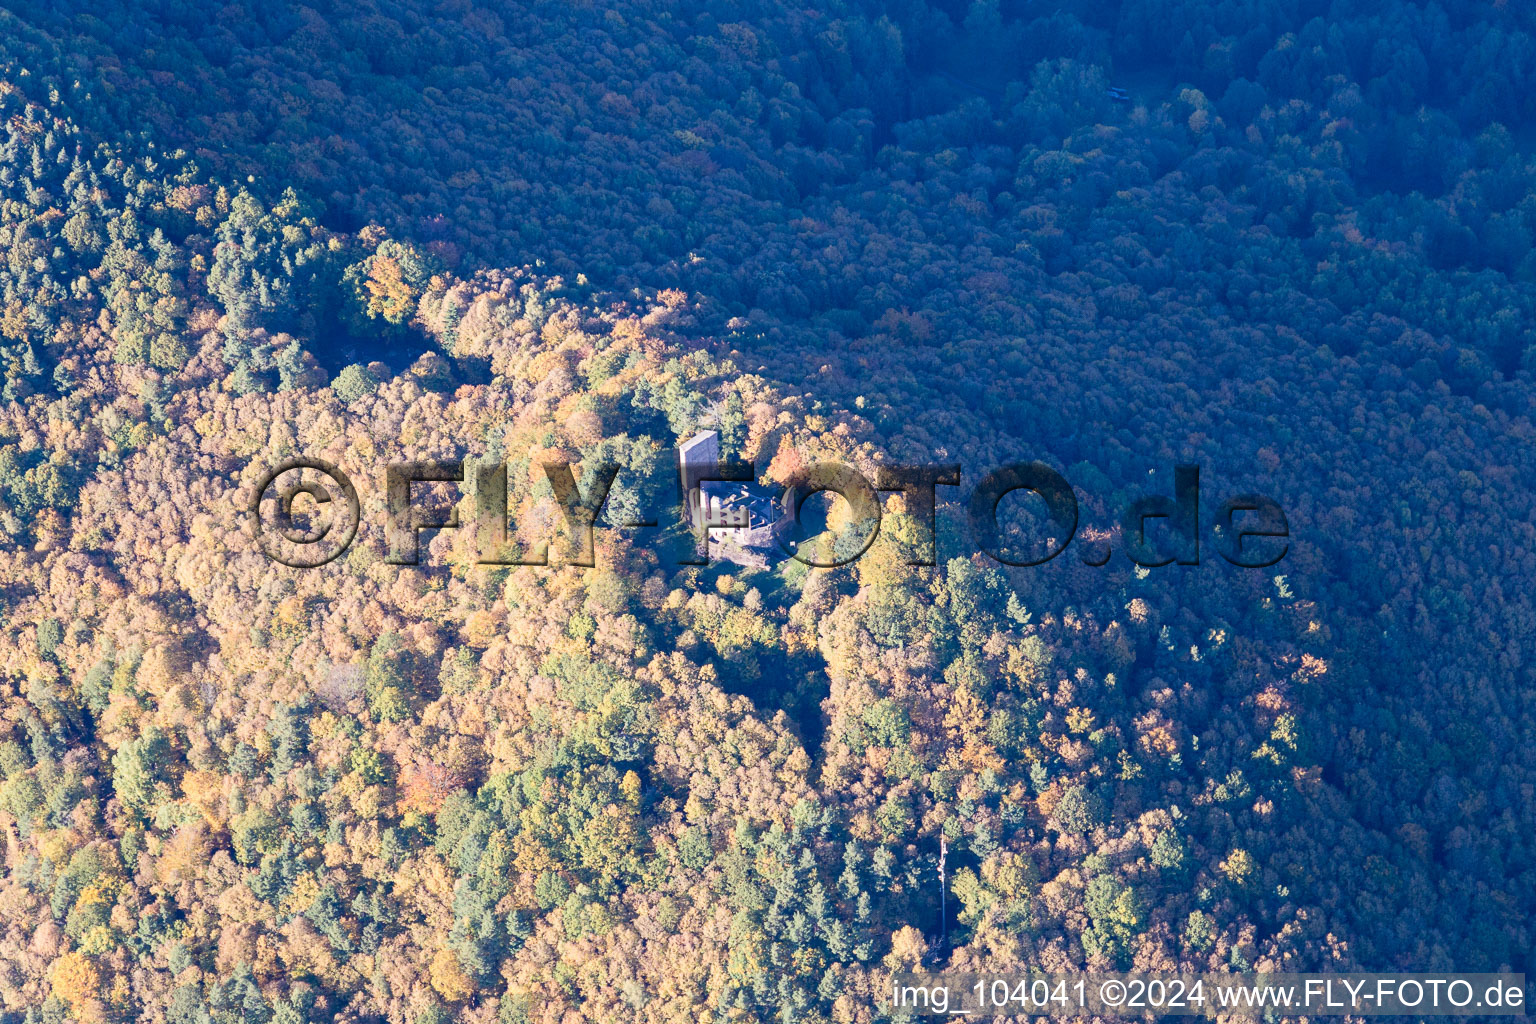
[0,0,1532,1022]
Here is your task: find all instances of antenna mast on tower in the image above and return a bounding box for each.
[939,834,948,947]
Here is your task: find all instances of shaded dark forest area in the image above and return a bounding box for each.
[0,0,1533,1022]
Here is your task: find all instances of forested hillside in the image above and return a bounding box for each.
[0,1,1532,1022]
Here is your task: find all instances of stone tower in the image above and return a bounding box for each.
[677,430,721,532]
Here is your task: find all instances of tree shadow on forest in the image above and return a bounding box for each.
[679,557,835,759]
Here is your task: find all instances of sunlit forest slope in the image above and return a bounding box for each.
[0,1,1533,1022]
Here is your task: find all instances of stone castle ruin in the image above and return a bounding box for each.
[677,430,789,568]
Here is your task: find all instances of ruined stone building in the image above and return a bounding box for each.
[677,430,789,568]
